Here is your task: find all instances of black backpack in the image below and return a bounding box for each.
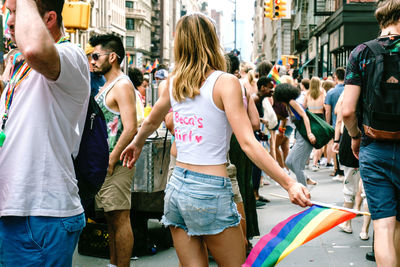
[73,95,109,213]
[362,39,400,140]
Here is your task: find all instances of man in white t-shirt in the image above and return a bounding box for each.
[0,1,90,266]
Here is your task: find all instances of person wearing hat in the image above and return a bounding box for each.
[155,68,168,82]
[85,43,105,96]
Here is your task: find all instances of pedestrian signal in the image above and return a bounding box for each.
[264,0,273,19]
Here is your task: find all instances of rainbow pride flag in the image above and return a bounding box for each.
[243,204,357,267]
[145,61,152,73]
[267,65,280,85]
[152,58,159,70]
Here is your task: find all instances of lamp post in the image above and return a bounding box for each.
[227,0,237,51]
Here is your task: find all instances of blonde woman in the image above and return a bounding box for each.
[304,77,326,171]
[240,63,258,95]
[120,13,311,266]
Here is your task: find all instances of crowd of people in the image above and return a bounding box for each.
[0,0,399,267]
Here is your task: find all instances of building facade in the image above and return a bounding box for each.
[125,0,152,68]
[292,0,378,78]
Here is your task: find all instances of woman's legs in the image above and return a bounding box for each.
[170,227,209,267]
[204,226,246,267]
[275,134,285,168]
[281,137,290,169]
[268,130,276,160]
[236,202,248,249]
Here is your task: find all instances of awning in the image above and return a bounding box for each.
[299,58,315,74]
[301,58,315,69]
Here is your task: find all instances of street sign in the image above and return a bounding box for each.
[136,52,143,68]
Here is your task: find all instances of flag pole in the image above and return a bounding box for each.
[270,193,371,216]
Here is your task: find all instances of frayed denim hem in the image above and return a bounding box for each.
[161,215,241,237]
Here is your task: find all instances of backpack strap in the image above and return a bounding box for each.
[363,39,386,97]
[364,39,386,57]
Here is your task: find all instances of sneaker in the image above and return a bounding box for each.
[258,196,271,203]
[256,200,266,208]
[366,251,375,262]
[311,165,319,172]
[337,223,352,233]
[332,175,344,182]
[326,163,334,168]
[359,232,369,240]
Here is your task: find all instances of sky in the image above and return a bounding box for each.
[208,0,255,62]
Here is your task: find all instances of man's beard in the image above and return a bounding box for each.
[93,62,112,76]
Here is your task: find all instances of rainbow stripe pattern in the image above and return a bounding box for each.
[243,205,356,267]
[267,65,281,85]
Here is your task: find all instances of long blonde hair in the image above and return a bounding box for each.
[172,13,226,102]
[309,76,321,100]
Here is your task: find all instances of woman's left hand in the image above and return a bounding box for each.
[307,133,316,144]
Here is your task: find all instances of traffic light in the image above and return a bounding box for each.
[62,0,91,32]
[264,0,273,19]
[274,0,287,18]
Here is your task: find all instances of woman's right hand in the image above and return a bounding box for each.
[120,139,143,169]
[332,142,339,154]
[307,132,316,144]
[287,182,312,208]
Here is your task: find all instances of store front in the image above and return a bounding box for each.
[312,2,379,77]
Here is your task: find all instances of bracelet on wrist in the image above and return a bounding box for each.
[278,127,286,133]
[334,140,340,143]
[351,131,362,140]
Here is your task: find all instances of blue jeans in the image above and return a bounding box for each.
[359,141,400,221]
[161,166,240,236]
[0,213,85,267]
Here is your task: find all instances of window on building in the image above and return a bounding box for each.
[126,18,135,30]
[126,1,133,8]
[126,36,135,48]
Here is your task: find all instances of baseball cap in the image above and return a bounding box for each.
[155,69,168,80]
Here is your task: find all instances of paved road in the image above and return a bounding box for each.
[73,166,376,267]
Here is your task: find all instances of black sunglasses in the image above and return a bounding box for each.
[91,52,120,61]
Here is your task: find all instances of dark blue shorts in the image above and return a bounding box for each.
[359,141,400,221]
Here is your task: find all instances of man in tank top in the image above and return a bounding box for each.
[90,34,138,267]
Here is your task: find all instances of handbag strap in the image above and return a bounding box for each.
[159,129,168,174]
[289,104,302,121]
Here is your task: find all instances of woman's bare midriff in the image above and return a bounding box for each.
[175,161,228,178]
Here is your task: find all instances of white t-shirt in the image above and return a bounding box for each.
[0,42,90,217]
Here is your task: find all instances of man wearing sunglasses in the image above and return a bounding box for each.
[89,34,138,267]
[0,0,90,266]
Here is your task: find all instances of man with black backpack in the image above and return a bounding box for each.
[90,34,138,267]
[343,1,400,266]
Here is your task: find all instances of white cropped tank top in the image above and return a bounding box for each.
[169,71,232,165]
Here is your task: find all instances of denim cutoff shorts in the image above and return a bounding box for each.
[359,141,400,221]
[161,166,241,236]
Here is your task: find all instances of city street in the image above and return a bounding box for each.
[73,166,376,267]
